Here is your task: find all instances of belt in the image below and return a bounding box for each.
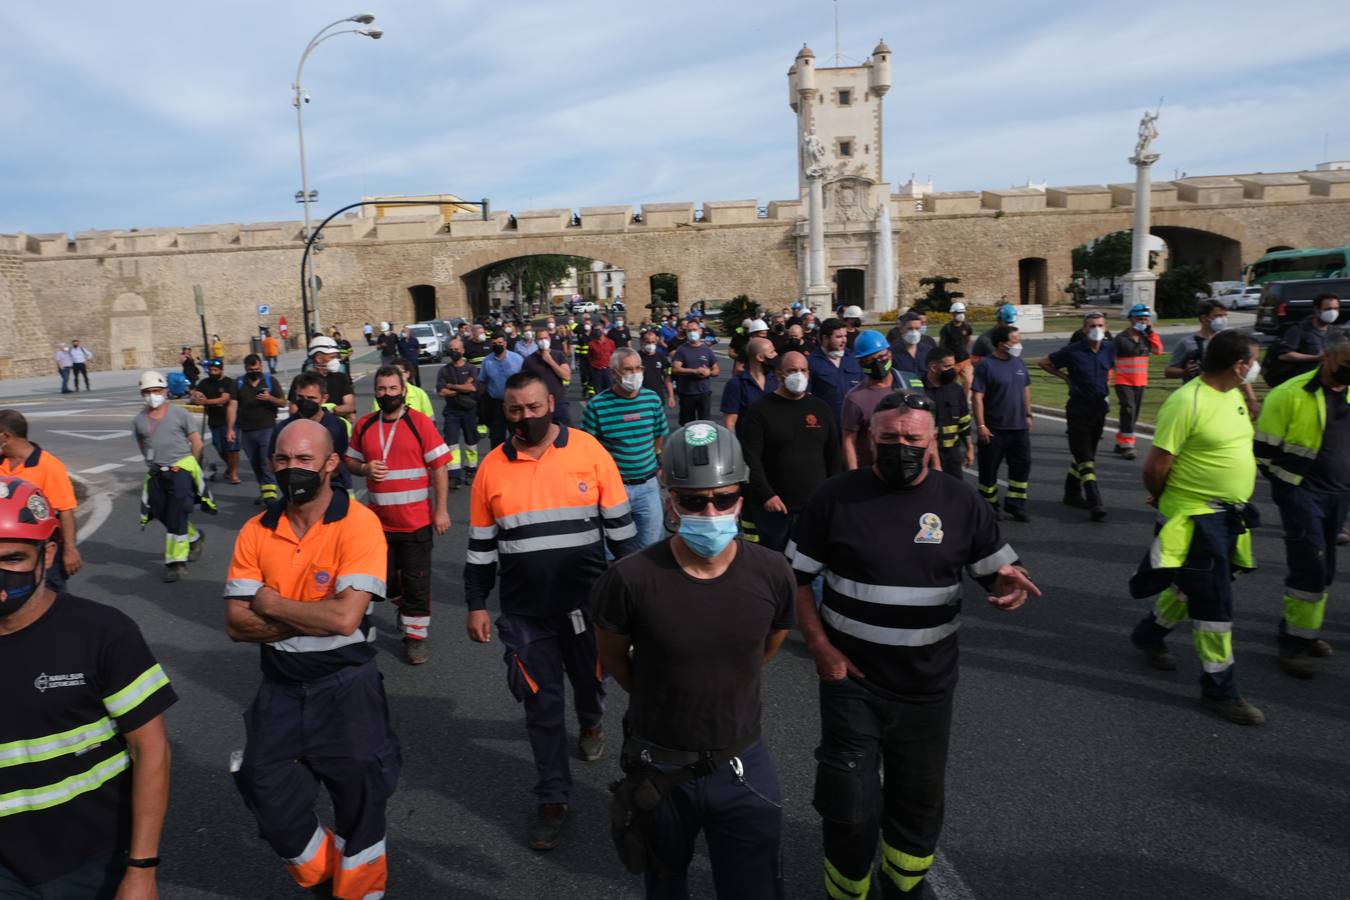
[621,728,760,768]
[622,471,658,486]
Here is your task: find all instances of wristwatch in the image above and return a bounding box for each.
[125,856,160,869]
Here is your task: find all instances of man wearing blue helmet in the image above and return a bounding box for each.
[971,303,1020,360]
[843,331,923,471]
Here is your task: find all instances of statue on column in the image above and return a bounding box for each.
[803,127,826,178]
[1132,110,1160,164]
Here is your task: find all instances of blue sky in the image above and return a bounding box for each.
[4,0,1349,235]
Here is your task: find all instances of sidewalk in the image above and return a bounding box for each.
[0,347,385,403]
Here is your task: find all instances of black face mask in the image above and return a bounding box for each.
[761,355,780,371]
[511,411,553,445]
[246,372,261,383]
[1334,364,1350,386]
[784,339,803,351]
[875,442,927,488]
[0,550,46,619]
[493,344,507,356]
[865,359,893,381]
[276,466,323,506]
[295,398,321,419]
[376,394,404,414]
[449,350,464,362]
[937,368,958,385]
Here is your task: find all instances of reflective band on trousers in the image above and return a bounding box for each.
[820,606,960,647]
[0,751,129,817]
[824,858,871,900]
[881,842,933,894]
[0,717,117,768]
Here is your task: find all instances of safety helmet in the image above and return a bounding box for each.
[0,478,59,542]
[842,305,864,320]
[997,304,1019,323]
[1128,303,1153,318]
[138,371,167,391]
[747,319,769,334]
[949,301,967,314]
[380,321,391,332]
[791,302,802,310]
[662,421,748,490]
[206,358,223,369]
[308,335,338,355]
[853,330,889,358]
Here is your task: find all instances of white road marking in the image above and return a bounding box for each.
[75,488,114,543]
[930,852,977,900]
[123,454,146,462]
[49,429,132,441]
[78,463,124,474]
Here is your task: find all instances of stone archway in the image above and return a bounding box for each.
[1151,226,1244,281]
[1018,258,1049,306]
[109,292,154,370]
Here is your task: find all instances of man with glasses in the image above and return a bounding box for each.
[790,390,1038,900]
[594,421,795,898]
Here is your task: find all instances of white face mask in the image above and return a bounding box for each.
[1209,316,1228,332]
[687,331,701,342]
[325,358,342,373]
[1243,359,1262,384]
[1086,327,1105,342]
[1320,309,1339,324]
[828,348,844,359]
[953,313,965,323]
[144,393,166,409]
[620,373,644,393]
[537,338,550,351]
[641,343,657,355]
[902,330,922,345]
[1005,344,1024,358]
[784,371,810,395]
[615,319,624,327]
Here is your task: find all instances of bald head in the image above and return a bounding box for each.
[747,337,773,359]
[277,417,333,459]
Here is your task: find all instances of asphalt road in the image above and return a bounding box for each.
[10,346,1348,900]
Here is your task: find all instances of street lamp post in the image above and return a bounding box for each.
[293,13,382,334]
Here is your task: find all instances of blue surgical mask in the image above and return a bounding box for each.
[677,512,739,557]
[1133,321,1149,333]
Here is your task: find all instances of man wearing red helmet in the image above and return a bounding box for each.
[0,477,176,897]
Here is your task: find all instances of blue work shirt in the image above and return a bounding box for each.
[972,354,1032,430]
[807,347,864,424]
[513,337,539,358]
[480,349,524,399]
[890,335,938,380]
[720,369,779,424]
[659,325,678,344]
[1047,339,1116,407]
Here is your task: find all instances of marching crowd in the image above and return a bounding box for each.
[2,292,1346,900]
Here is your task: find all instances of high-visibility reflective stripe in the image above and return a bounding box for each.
[466,549,498,564]
[269,631,368,653]
[1285,587,1326,603]
[967,543,1018,577]
[826,572,960,607]
[470,525,499,540]
[381,468,427,481]
[346,446,366,461]
[342,838,387,869]
[1201,659,1234,673]
[1285,625,1321,639]
[880,843,933,893]
[0,751,129,817]
[601,500,632,520]
[286,824,329,866]
[821,605,960,647]
[824,858,871,900]
[499,531,601,554]
[1283,592,1326,635]
[103,664,170,719]
[1154,588,1187,628]
[1265,463,1302,485]
[366,488,430,505]
[1192,619,1231,633]
[335,574,386,596]
[423,444,450,463]
[1193,630,1232,665]
[786,541,825,575]
[604,522,638,541]
[1280,441,1318,459]
[496,505,596,530]
[225,578,263,597]
[0,717,117,768]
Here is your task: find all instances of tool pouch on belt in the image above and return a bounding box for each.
[608,748,720,876]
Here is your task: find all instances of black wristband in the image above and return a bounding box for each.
[125,856,160,869]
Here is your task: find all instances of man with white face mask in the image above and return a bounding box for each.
[972,325,1033,521]
[582,348,669,548]
[132,371,214,581]
[1039,312,1117,521]
[293,335,356,420]
[521,328,573,425]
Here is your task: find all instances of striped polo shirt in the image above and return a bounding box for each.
[346,408,451,533]
[465,424,640,618]
[580,387,669,482]
[788,468,1019,700]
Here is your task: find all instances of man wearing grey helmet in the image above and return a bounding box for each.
[594,420,795,898]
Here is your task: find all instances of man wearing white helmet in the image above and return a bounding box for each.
[938,302,975,390]
[131,372,215,581]
[292,336,355,420]
[841,305,865,352]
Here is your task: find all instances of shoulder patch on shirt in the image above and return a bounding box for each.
[914,513,944,544]
[805,413,820,428]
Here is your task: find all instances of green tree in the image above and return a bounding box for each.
[1155,264,1212,318]
[650,273,679,314]
[912,276,964,313]
[487,255,593,311]
[1087,231,1134,282]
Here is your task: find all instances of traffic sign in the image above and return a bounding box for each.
[257,304,271,316]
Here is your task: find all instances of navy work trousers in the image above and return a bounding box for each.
[496,610,605,805]
[239,426,278,499]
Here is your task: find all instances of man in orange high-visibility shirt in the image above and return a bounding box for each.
[1112,303,1165,460]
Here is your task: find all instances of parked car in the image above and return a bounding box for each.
[571,300,599,313]
[1218,286,1263,310]
[421,319,453,348]
[1254,277,1350,335]
[406,323,444,361]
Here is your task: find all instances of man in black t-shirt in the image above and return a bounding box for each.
[521,327,573,425]
[739,350,841,552]
[435,338,481,485]
[228,353,287,504]
[190,358,240,483]
[594,422,794,899]
[0,478,176,897]
[639,330,675,408]
[789,391,1039,900]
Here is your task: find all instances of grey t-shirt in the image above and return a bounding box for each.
[134,405,198,466]
[1169,333,1207,382]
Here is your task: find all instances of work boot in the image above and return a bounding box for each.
[1007,507,1030,523]
[162,563,186,583]
[403,639,428,666]
[1278,646,1317,679]
[529,803,569,851]
[578,726,604,762]
[1062,475,1087,508]
[1338,529,1350,546]
[188,531,206,562]
[1131,636,1177,671]
[1084,483,1106,521]
[1310,638,1333,658]
[1201,695,1265,726]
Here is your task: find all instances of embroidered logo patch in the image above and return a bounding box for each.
[314,571,331,586]
[805,414,819,428]
[26,494,49,521]
[578,482,589,493]
[914,513,944,544]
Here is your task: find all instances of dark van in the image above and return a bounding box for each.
[1254,277,1350,335]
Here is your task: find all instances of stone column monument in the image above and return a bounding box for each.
[1120,110,1161,308]
[802,128,833,308]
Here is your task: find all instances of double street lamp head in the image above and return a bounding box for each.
[350,13,376,24]
[359,28,383,40]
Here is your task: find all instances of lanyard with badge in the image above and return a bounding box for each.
[375,410,403,462]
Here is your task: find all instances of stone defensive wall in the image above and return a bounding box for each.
[3,168,1349,376]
